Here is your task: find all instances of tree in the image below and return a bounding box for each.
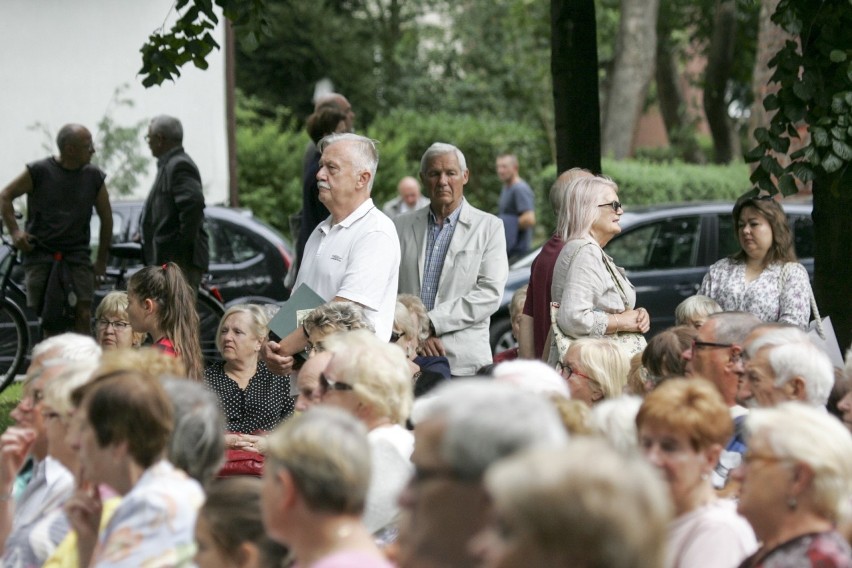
[600,0,660,159]
[552,0,602,174]
[745,0,852,352]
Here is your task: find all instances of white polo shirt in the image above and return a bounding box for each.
[294,198,400,340]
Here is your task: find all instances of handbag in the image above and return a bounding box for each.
[548,242,592,364]
[603,254,647,358]
[782,263,844,368]
[218,449,264,478]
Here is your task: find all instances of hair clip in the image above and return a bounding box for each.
[161,264,168,271]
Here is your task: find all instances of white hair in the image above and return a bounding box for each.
[419,142,468,174]
[318,133,379,191]
[492,360,570,399]
[414,380,568,479]
[748,328,834,407]
[32,333,101,362]
[590,395,644,455]
[747,403,852,523]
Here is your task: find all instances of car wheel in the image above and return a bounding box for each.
[490,317,516,356]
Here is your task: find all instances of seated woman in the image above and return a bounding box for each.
[675,295,722,329]
[321,330,414,539]
[637,379,757,568]
[65,370,204,567]
[733,403,852,567]
[392,298,449,397]
[205,305,294,454]
[302,301,373,356]
[93,291,144,350]
[194,477,288,568]
[639,325,697,391]
[557,338,629,406]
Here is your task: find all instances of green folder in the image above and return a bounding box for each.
[267,284,326,341]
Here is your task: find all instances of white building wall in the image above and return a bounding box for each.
[0,0,228,203]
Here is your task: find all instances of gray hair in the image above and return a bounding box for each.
[303,301,374,335]
[747,402,852,523]
[215,304,270,354]
[150,115,184,142]
[160,376,225,487]
[485,439,670,568]
[267,407,371,515]
[419,142,468,175]
[55,124,87,153]
[492,359,570,399]
[748,330,834,407]
[32,333,101,363]
[318,133,379,191]
[552,168,594,241]
[42,359,99,415]
[708,312,762,345]
[590,395,643,455]
[565,176,619,241]
[675,295,722,326]
[415,380,568,479]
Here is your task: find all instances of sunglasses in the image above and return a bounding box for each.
[320,372,354,392]
[597,201,623,212]
[691,339,733,351]
[556,361,592,381]
[390,330,405,343]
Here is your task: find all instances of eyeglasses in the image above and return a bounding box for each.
[319,372,354,392]
[390,330,405,343]
[597,201,623,212]
[304,341,325,355]
[556,361,592,381]
[21,388,44,406]
[742,451,787,467]
[410,465,476,486]
[41,410,63,422]
[691,339,734,351]
[96,319,131,330]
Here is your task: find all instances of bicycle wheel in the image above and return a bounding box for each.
[197,289,225,363]
[0,298,29,393]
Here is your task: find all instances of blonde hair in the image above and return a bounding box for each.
[42,360,99,415]
[565,176,619,241]
[97,347,187,380]
[323,329,413,424]
[568,338,629,400]
[397,294,430,343]
[675,295,722,326]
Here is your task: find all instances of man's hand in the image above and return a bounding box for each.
[10,230,32,254]
[262,340,294,376]
[0,427,35,489]
[93,259,107,280]
[421,336,446,357]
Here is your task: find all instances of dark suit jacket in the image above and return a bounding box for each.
[142,147,209,272]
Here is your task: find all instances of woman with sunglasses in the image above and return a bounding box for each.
[550,176,650,363]
[557,337,629,405]
[319,329,414,544]
[699,194,810,328]
[733,403,852,567]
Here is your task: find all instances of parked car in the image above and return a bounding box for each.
[490,200,815,354]
[93,201,294,305]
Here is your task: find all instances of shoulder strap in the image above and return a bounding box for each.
[781,262,823,338]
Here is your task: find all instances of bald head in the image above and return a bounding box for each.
[55,124,95,168]
[397,176,422,208]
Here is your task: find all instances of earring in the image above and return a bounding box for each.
[786,496,797,510]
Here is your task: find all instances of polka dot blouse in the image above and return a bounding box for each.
[203,359,295,433]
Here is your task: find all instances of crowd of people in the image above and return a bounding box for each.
[0,99,851,568]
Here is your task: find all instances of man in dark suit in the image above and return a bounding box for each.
[141,115,208,291]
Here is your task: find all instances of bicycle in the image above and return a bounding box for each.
[100,242,226,361]
[0,233,35,392]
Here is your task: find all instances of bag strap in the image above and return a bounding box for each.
[781,262,824,339]
[602,253,629,309]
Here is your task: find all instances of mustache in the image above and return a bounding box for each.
[318,182,331,191]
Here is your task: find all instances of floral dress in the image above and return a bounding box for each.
[699,258,811,329]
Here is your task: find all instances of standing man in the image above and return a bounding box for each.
[265,134,400,375]
[141,115,208,292]
[0,124,112,335]
[395,143,508,376]
[495,153,536,262]
[382,176,430,218]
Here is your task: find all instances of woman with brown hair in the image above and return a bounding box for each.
[637,379,757,567]
[699,195,810,328]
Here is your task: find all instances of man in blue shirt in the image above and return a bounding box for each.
[496,154,536,262]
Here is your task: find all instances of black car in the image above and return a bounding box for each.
[94,201,294,305]
[490,201,815,354]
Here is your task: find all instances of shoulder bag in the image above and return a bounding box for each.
[548,242,592,364]
[603,254,647,357]
[782,263,844,368]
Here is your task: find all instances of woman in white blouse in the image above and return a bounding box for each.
[699,194,810,328]
[550,176,650,362]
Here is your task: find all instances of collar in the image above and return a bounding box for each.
[44,456,72,486]
[156,146,184,167]
[428,199,465,227]
[320,198,376,233]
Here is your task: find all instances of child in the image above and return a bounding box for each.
[127,262,204,380]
